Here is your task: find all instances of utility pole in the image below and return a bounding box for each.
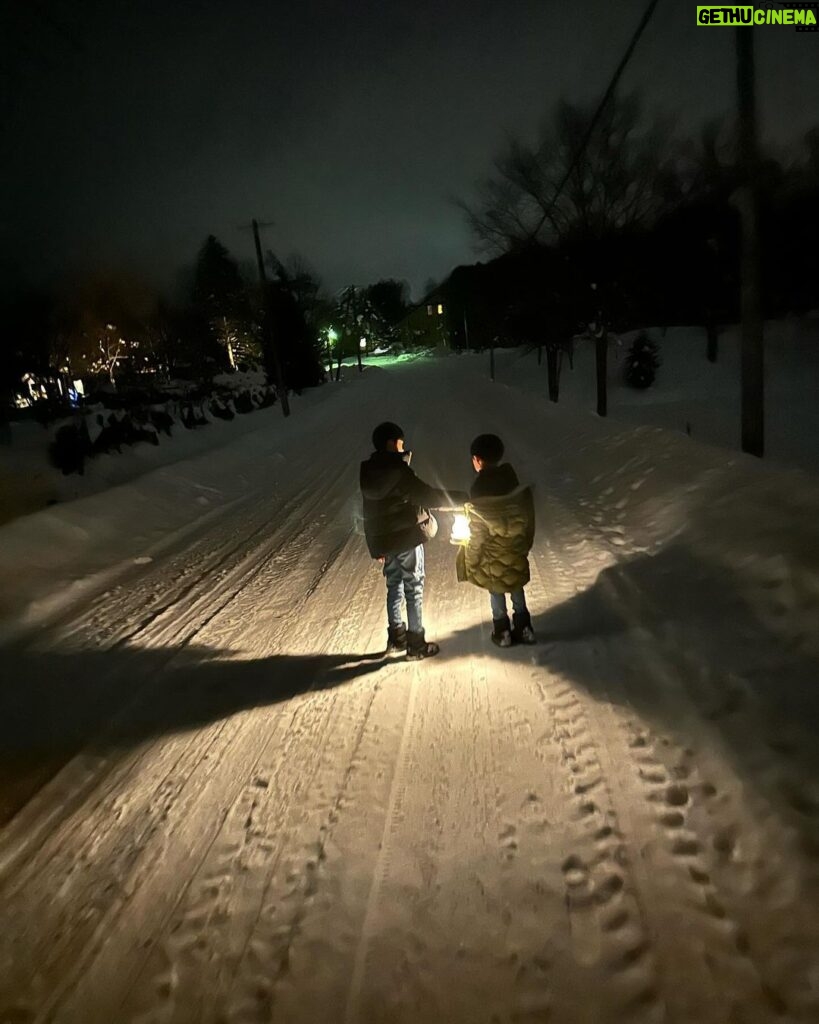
[736,27,763,456]
[595,326,608,417]
[590,284,607,417]
[251,218,290,418]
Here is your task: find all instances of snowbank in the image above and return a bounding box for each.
[490,316,819,475]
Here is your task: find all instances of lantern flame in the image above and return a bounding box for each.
[450,512,471,545]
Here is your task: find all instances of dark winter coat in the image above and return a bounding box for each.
[360,450,465,558]
[458,463,535,592]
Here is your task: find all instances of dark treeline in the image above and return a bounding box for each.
[0,233,413,422]
[448,94,819,366]
[0,236,326,413]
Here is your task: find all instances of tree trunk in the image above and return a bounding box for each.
[736,27,764,457]
[252,219,290,417]
[546,348,560,403]
[706,321,719,363]
[595,331,608,417]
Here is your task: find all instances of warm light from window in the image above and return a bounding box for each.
[437,304,443,315]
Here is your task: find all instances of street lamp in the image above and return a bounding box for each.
[357,336,366,373]
[326,327,338,379]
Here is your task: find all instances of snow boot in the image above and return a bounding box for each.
[512,610,536,645]
[406,629,440,660]
[386,623,408,655]
[491,615,513,648]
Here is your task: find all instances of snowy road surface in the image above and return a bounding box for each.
[1,356,818,1023]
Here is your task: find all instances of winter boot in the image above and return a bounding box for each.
[386,623,408,655]
[512,610,536,645]
[406,629,440,660]
[491,615,513,648]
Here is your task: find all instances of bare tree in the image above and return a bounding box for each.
[55,273,157,387]
[459,93,677,253]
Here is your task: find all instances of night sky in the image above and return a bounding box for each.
[4,0,818,298]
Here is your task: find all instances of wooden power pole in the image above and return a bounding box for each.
[736,27,763,457]
[251,219,290,418]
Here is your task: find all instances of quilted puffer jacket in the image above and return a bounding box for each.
[458,463,535,592]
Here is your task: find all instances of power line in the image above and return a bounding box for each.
[529,0,663,242]
[25,1,86,55]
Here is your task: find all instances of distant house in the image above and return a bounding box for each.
[396,287,451,349]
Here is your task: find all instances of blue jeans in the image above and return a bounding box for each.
[490,588,528,621]
[383,545,425,633]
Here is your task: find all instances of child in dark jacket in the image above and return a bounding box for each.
[361,420,468,659]
[461,433,536,647]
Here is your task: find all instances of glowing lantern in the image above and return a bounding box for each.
[450,512,471,545]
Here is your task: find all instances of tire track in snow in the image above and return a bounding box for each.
[0,467,373,1021]
[341,542,562,1024]
[111,460,349,651]
[0,457,355,869]
[339,549,495,1024]
[107,544,388,1024]
[342,661,421,1024]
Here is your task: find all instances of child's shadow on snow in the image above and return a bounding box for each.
[0,643,387,826]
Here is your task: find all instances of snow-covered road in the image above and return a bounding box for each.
[1,357,818,1023]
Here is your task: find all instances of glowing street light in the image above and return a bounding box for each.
[359,337,367,350]
[326,326,338,381]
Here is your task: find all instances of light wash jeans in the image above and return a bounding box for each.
[383,545,425,633]
[489,588,528,621]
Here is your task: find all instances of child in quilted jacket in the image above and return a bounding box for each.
[460,433,536,647]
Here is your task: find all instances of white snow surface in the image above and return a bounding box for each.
[498,316,819,476]
[1,353,818,1023]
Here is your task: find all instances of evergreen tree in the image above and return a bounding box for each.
[263,279,324,392]
[624,332,661,389]
[365,279,409,342]
[192,236,256,368]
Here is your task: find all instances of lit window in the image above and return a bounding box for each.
[427,304,434,316]
[437,304,444,315]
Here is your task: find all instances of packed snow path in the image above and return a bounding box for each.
[1,356,818,1024]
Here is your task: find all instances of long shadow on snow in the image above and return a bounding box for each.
[0,642,385,827]
[3,541,818,850]
[439,540,819,854]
